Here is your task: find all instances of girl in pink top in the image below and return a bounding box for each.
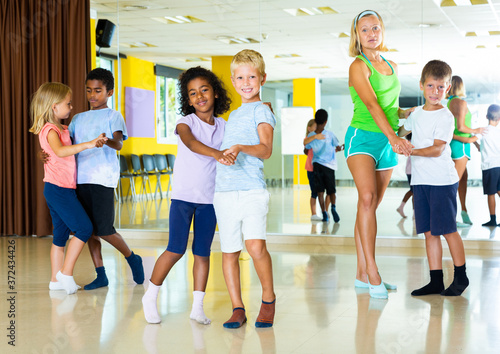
[29,82,107,294]
[142,67,234,324]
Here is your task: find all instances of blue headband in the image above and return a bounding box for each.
[354,10,379,27]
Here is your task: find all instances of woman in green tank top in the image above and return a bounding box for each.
[345,10,414,299]
[447,76,485,225]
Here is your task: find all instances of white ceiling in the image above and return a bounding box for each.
[91,0,500,97]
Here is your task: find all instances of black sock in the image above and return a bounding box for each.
[483,215,497,226]
[441,264,469,296]
[411,269,444,296]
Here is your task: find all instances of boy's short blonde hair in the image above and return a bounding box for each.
[348,10,388,57]
[447,75,466,98]
[420,60,452,85]
[487,104,500,121]
[230,49,266,77]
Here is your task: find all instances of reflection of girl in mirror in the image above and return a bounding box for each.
[447,76,485,226]
[344,10,414,299]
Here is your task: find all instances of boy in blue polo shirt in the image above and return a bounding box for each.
[398,60,468,296]
[304,109,343,222]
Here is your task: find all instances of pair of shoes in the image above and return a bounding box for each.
[311,215,322,221]
[355,279,397,290]
[368,277,388,299]
[461,211,472,225]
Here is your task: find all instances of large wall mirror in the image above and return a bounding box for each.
[91,0,500,239]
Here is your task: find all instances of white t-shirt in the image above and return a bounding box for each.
[403,106,459,186]
[480,124,500,170]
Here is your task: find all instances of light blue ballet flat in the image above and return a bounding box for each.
[368,278,389,299]
[355,279,397,290]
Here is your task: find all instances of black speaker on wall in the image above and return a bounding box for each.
[96,19,116,48]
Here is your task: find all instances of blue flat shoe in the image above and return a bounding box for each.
[368,278,389,299]
[355,279,397,290]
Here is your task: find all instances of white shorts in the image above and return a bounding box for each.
[213,189,270,253]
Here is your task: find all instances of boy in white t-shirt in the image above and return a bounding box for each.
[398,60,469,296]
[480,104,500,226]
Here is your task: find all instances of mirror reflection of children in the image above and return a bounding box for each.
[303,119,329,221]
[30,82,107,294]
[479,104,500,227]
[142,67,234,324]
[304,109,343,223]
[396,133,414,219]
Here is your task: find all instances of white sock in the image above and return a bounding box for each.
[142,281,161,324]
[396,202,406,218]
[190,291,211,325]
[49,281,81,291]
[56,271,79,295]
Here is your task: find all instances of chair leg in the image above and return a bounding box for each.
[156,174,163,199]
[130,177,136,202]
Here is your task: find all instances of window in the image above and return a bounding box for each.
[156,75,181,144]
[96,56,115,110]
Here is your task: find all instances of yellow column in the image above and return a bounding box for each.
[212,56,241,121]
[90,18,97,69]
[293,78,319,185]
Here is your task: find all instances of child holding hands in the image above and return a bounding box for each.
[398,60,469,296]
[214,49,276,328]
[30,82,107,294]
[142,67,234,324]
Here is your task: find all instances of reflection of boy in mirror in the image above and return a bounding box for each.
[304,109,343,222]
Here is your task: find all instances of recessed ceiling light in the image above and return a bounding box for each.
[151,15,204,24]
[283,7,337,17]
[274,54,301,58]
[476,45,486,48]
[185,58,210,62]
[123,5,150,10]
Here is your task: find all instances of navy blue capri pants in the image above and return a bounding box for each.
[43,182,93,247]
[167,199,216,257]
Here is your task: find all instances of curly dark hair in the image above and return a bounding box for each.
[86,68,114,91]
[178,66,231,117]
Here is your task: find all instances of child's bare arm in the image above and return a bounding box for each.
[452,134,478,144]
[177,123,235,165]
[224,123,273,160]
[398,125,411,138]
[47,131,107,158]
[411,139,446,158]
[303,133,325,145]
[105,131,124,150]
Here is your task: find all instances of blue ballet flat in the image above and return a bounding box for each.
[368,278,389,299]
[355,279,397,290]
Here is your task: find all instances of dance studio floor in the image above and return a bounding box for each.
[2,186,500,353]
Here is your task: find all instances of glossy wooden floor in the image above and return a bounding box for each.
[1,235,500,353]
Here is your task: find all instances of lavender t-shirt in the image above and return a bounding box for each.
[171,113,226,204]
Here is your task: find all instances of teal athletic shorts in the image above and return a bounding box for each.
[344,126,398,171]
[450,139,471,160]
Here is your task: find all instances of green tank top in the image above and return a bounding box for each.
[349,54,401,133]
[447,96,472,138]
